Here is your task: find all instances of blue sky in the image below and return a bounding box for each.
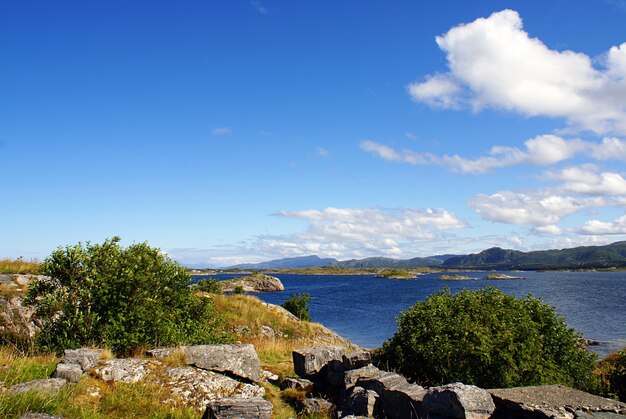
[2,1,626,266]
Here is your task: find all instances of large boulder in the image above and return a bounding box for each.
[343,386,379,418]
[344,364,383,390]
[343,350,372,370]
[280,377,315,393]
[422,382,495,419]
[52,363,83,383]
[60,348,103,371]
[293,346,345,379]
[184,344,261,383]
[381,384,427,419]
[203,397,272,419]
[301,398,335,416]
[220,274,284,293]
[356,370,411,395]
[8,378,67,394]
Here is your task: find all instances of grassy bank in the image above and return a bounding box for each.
[0,259,40,275]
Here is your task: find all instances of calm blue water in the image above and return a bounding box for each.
[193,271,626,358]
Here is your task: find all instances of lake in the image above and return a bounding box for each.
[193,271,626,358]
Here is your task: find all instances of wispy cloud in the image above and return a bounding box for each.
[250,1,267,14]
[316,147,329,157]
[211,127,232,136]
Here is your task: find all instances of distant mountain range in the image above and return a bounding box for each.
[224,241,626,270]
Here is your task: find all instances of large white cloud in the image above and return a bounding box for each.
[576,214,626,235]
[545,166,626,196]
[409,9,626,135]
[361,135,625,174]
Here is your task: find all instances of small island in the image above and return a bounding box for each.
[438,274,474,280]
[220,272,285,292]
[483,273,525,280]
[375,269,417,279]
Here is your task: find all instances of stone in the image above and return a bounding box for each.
[281,377,315,393]
[356,370,410,395]
[293,346,345,379]
[8,378,68,394]
[260,369,279,382]
[184,344,261,383]
[327,359,346,387]
[381,384,427,419]
[145,346,186,358]
[343,350,372,370]
[344,364,383,390]
[574,412,626,419]
[61,348,103,372]
[344,386,379,418]
[94,358,160,383]
[301,398,334,416]
[203,397,272,419]
[422,382,496,419]
[220,274,284,293]
[161,367,264,411]
[52,362,83,383]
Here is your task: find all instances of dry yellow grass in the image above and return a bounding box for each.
[0,258,40,275]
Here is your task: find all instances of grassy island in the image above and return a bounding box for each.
[374,269,416,279]
[438,274,474,280]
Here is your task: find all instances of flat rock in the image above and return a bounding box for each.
[344,386,379,418]
[301,398,334,415]
[489,385,626,419]
[343,350,372,370]
[344,364,383,390]
[293,346,345,379]
[203,397,272,419]
[423,382,495,419]
[8,378,68,394]
[382,383,427,419]
[184,344,261,383]
[145,346,186,359]
[61,348,103,371]
[161,367,265,411]
[52,362,83,383]
[94,358,160,383]
[280,377,315,393]
[356,370,410,395]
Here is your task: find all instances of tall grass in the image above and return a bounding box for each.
[0,258,41,275]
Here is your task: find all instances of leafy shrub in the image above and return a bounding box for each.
[600,348,626,401]
[25,237,230,356]
[233,285,245,294]
[195,278,223,294]
[377,287,596,389]
[282,293,312,321]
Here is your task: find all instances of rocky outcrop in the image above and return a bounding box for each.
[203,397,272,419]
[219,274,284,293]
[292,346,345,379]
[8,378,68,394]
[94,358,160,383]
[422,382,495,419]
[52,347,104,383]
[0,274,47,348]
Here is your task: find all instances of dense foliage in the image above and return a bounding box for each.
[377,287,596,389]
[25,237,229,356]
[282,293,312,321]
[601,349,626,402]
[194,278,223,294]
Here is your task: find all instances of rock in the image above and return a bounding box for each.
[145,346,185,358]
[574,412,626,419]
[343,350,372,370]
[259,301,300,322]
[52,363,83,383]
[356,370,410,395]
[203,397,272,419]
[301,397,335,415]
[344,364,383,390]
[489,385,626,419]
[19,413,64,419]
[281,377,315,393]
[184,344,262,383]
[293,346,345,379]
[327,359,346,387]
[220,273,285,293]
[260,369,279,382]
[161,367,264,411]
[381,384,427,419]
[61,348,103,372]
[8,378,68,394]
[422,382,495,419]
[94,358,160,383]
[344,386,379,418]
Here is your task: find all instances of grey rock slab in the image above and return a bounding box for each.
[356,370,410,395]
[94,358,160,383]
[343,350,372,370]
[344,364,383,390]
[575,412,626,419]
[52,362,82,383]
[8,378,68,394]
[381,383,427,419]
[292,346,345,379]
[344,386,379,418]
[145,346,187,359]
[280,377,315,393]
[203,397,272,419]
[61,348,103,372]
[301,397,335,415]
[422,382,496,419]
[161,367,264,411]
[184,344,261,383]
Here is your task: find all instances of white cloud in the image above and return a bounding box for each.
[250,1,267,14]
[469,190,604,226]
[534,225,563,235]
[576,214,626,235]
[362,135,623,174]
[211,127,232,136]
[317,147,329,157]
[405,132,418,141]
[408,9,626,135]
[546,166,626,196]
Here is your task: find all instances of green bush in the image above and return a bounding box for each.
[282,293,312,321]
[195,278,223,294]
[25,237,230,356]
[604,349,626,401]
[377,287,596,389]
[233,285,245,294]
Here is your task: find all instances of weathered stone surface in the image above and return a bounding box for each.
[574,412,626,419]
[301,397,334,415]
[280,377,315,393]
[259,325,285,339]
[161,367,265,411]
[293,346,345,379]
[184,344,261,383]
[381,384,427,419]
[8,378,67,394]
[203,397,272,419]
[344,386,379,418]
[344,364,382,390]
[343,350,372,370]
[52,362,83,383]
[356,370,410,395]
[61,348,103,371]
[19,413,64,419]
[422,382,495,419]
[94,358,160,383]
[489,385,626,419]
[327,359,346,387]
[145,346,186,359]
[260,369,278,382]
[220,274,284,293]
